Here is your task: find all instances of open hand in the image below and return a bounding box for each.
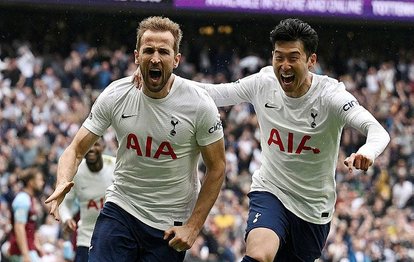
[45,181,74,221]
[63,218,77,233]
[131,66,142,90]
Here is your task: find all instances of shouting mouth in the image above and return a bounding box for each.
[85,152,98,163]
[281,73,295,85]
[149,69,162,81]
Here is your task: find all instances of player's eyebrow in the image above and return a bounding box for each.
[274,50,301,56]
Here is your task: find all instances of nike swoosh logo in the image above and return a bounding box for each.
[264,103,279,109]
[121,114,137,119]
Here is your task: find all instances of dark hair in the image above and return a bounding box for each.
[270,18,318,58]
[20,167,42,187]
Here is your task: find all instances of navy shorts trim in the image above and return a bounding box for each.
[89,202,185,262]
[245,191,330,261]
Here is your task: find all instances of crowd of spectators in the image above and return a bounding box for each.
[0,27,413,262]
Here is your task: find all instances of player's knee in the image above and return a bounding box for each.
[245,249,276,262]
[245,237,277,262]
[245,228,279,262]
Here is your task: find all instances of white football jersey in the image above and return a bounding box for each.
[83,75,223,230]
[60,155,116,247]
[192,66,389,224]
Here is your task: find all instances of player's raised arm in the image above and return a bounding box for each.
[45,127,100,221]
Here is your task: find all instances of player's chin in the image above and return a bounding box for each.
[146,81,165,93]
[149,77,162,86]
[85,156,98,163]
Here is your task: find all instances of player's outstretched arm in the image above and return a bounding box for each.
[132,66,252,107]
[45,127,100,221]
[164,138,226,252]
[344,111,390,173]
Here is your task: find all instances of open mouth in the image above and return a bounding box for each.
[85,153,97,163]
[281,73,295,85]
[149,69,162,80]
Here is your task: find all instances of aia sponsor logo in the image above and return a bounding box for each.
[126,134,177,159]
[87,198,105,210]
[267,128,320,154]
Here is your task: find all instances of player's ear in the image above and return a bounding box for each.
[308,53,317,69]
[173,53,181,69]
[134,50,139,65]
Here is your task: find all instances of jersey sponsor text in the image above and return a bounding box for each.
[342,100,359,111]
[267,128,320,154]
[87,198,105,210]
[208,121,223,133]
[126,134,177,159]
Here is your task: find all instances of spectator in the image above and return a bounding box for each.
[392,165,413,209]
[0,14,413,261]
[7,168,45,262]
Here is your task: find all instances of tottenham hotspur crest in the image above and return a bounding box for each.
[310,108,318,128]
[170,116,179,136]
[253,213,261,223]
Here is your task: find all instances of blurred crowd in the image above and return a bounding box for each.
[0,35,413,262]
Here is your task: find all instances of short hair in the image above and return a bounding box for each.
[19,167,42,187]
[136,16,183,55]
[270,18,318,58]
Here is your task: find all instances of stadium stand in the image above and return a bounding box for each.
[0,3,413,261]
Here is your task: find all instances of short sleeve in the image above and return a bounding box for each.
[83,86,114,136]
[195,93,224,146]
[12,193,31,223]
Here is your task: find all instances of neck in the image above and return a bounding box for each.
[23,188,34,197]
[297,83,311,97]
[290,72,313,98]
[87,158,104,172]
[143,75,175,99]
